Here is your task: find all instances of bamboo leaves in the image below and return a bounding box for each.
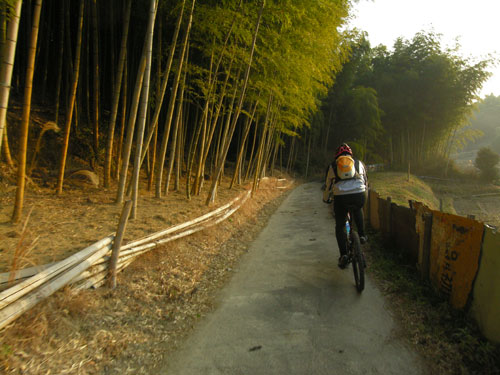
[4,0,353,220]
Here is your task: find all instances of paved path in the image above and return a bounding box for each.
[162,182,426,374]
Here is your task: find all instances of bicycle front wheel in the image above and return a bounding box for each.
[350,231,365,292]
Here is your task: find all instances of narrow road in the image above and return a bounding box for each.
[162,182,426,374]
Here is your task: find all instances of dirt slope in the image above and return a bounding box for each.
[0,168,294,374]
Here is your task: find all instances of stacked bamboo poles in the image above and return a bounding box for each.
[0,263,55,291]
[0,236,114,330]
[72,190,251,290]
[0,189,251,330]
[276,178,294,190]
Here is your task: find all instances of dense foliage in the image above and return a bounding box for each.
[0,0,351,220]
[475,147,500,182]
[317,31,493,170]
[465,95,500,154]
[2,0,496,221]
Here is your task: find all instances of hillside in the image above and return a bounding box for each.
[0,165,246,273]
[0,167,294,373]
[368,171,500,227]
[367,171,441,209]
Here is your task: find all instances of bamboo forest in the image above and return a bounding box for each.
[0,0,493,223]
[2,1,500,374]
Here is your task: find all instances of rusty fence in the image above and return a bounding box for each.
[366,189,500,344]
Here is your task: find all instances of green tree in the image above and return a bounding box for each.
[366,32,492,167]
[1,0,353,215]
[320,34,383,163]
[475,147,500,182]
[465,95,500,152]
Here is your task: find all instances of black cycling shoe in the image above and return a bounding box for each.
[338,255,348,269]
[360,235,368,244]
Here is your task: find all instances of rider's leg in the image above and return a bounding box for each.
[333,196,348,257]
[351,192,367,238]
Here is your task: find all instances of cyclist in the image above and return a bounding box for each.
[323,143,368,269]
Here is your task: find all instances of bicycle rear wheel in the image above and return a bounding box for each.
[350,231,365,292]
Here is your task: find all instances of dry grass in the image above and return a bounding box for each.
[368,171,441,209]
[0,172,295,374]
[0,167,247,273]
[422,178,500,227]
[366,231,500,375]
[369,171,500,226]
[8,207,39,285]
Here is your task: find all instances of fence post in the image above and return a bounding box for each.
[421,212,433,280]
[108,199,133,289]
[390,200,397,240]
[387,197,392,239]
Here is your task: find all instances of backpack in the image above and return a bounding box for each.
[334,155,360,182]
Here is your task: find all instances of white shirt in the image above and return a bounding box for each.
[323,159,367,200]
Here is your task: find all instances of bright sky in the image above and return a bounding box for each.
[348,0,500,98]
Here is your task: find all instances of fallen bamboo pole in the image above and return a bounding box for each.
[2,192,244,286]
[71,251,145,286]
[79,202,234,269]
[152,191,251,246]
[0,189,252,328]
[0,242,113,330]
[0,263,55,289]
[75,262,132,290]
[0,236,114,310]
[72,191,251,289]
[121,193,243,250]
[74,257,135,291]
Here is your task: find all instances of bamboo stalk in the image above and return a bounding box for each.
[108,200,133,289]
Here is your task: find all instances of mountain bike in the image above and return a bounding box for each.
[345,206,366,292]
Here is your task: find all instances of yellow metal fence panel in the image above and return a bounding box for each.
[429,212,484,309]
[471,227,500,344]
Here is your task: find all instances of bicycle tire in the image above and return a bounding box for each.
[350,231,365,292]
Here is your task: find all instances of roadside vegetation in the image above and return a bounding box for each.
[0,176,293,374]
[366,232,500,374]
[367,171,442,210]
[365,171,500,374]
[368,171,500,227]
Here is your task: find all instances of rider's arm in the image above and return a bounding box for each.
[360,161,368,188]
[323,164,335,203]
